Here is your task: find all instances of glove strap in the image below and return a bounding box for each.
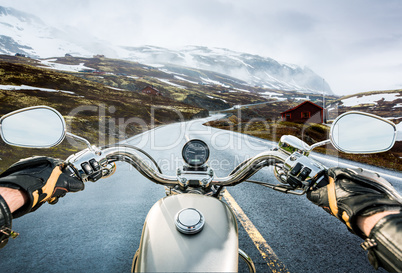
[31,166,62,208]
[0,194,18,248]
[327,176,354,230]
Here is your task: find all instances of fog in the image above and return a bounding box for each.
[1,0,402,95]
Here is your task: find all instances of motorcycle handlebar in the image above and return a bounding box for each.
[67,144,289,187]
[211,150,288,186]
[103,146,178,186]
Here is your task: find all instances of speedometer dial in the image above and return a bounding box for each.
[182,139,210,167]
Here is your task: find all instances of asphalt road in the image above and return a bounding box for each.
[0,115,401,272]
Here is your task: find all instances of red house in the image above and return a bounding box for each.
[141,86,161,96]
[280,101,323,123]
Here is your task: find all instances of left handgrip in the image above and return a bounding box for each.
[66,148,109,183]
[66,161,103,183]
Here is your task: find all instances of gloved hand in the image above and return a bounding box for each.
[306,167,402,238]
[0,156,84,218]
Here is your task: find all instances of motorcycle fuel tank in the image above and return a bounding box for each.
[132,193,238,272]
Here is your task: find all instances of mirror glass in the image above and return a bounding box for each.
[330,112,396,153]
[0,106,66,148]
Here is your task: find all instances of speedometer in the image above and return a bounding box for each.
[182,139,210,167]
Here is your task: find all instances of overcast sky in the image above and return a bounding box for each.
[1,0,402,95]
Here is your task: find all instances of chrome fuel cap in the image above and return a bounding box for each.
[175,208,205,235]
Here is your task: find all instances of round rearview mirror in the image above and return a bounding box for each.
[0,106,66,148]
[330,111,396,154]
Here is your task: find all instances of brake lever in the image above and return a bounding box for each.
[245,179,308,195]
[246,151,327,195]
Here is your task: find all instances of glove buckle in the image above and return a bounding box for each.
[361,238,381,270]
[361,238,377,250]
[0,227,19,239]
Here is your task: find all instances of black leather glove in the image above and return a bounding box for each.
[0,194,13,248]
[306,167,402,238]
[0,156,84,218]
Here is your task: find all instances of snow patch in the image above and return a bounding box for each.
[228,55,254,69]
[107,86,127,91]
[295,97,309,101]
[40,59,95,72]
[205,95,227,103]
[341,93,400,107]
[259,91,287,101]
[280,61,301,70]
[260,91,283,96]
[146,64,165,68]
[173,75,199,85]
[0,84,76,94]
[159,68,174,75]
[200,77,230,88]
[155,78,186,89]
[233,88,250,93]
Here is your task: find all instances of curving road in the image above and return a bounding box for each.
[1,115,400,272]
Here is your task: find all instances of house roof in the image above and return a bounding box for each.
[280,101,323,115]
[142,86,160,92]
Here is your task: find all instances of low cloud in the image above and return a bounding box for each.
[0,0,401,95]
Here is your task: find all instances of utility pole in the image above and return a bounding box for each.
[322,79,326,123]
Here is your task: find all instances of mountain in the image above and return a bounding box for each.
[0,6,101,58]
[0,6,333,95]
[121,45,333,95]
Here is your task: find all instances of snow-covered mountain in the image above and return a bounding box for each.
[121,45,333,94]
[0,6,95,58]
[0,5,333,95]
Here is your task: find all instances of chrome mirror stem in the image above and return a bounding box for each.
[66,132,101,155]
[309,139,331,151]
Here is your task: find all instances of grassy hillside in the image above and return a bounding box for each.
[35,56,264,109]
[205,101,402,171]
[334,89,402,101]
[6,55,339,110]
[328,89,402,122]
[0,57,206,172]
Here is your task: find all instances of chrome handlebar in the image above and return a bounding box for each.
[66,144,290,187]
[103,146,178,186]
[211,150,288,186]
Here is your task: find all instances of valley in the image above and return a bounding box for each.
[1,53,401,172]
